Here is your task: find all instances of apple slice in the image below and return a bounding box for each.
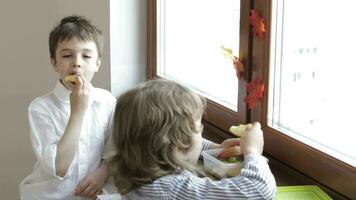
[229,124,247,137]
[64,75,76,82]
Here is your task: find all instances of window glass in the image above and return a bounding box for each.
[157,0,240,111]
[269,0,356,167]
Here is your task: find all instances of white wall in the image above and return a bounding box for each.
[110,0,146,97]
[0,0,145,199]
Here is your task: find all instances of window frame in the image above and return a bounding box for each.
[252,1,356,199]
[148,0,356,199]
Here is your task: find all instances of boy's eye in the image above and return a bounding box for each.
[83,55,92,58]
[62,55,72,58]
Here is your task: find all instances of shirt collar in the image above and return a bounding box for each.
[53,80,71,103]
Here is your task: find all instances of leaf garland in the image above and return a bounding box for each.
[221,9,267,109]
[221,45,244,79]
[244,77,265,109]
[249,9,266,39]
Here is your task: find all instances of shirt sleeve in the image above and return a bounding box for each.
[201,138,213,151]
[171,154,276,199]
[102,99,116,161]
[28,106,69,180]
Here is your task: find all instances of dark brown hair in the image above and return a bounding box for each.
[48,15,104,60]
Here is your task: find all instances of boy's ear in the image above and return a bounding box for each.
[51,58,58,72]
[95,58,101,72]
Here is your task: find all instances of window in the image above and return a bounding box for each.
[268,0,356,167]
[148,0,252,132]
[148,0,356,199]
[156,0,240,111]
[254,0,356,199]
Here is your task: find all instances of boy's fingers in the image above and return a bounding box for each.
[245,123,253,130]
[92,190,101,200]
[87,188,98,198]
[79,75,92,94]
[75,180,89,195]
[76,75,84,88]
[218,146,241,158]
[71,76,83,91]
[244,122,261,133]
[82,186,94,197]
[252,122,261,129]
[221,138,240,147]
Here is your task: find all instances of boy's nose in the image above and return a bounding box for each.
[72,57,82,68]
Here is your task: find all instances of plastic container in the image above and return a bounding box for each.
[275,185,332,200]
[201,148,243,178]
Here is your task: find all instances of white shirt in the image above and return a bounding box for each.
[19,81,116,200]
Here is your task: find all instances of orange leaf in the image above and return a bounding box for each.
[249,9,266,39]
[233,56,244,79]
[244,77,265,109]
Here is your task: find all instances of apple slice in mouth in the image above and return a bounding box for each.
[64,75,77,85]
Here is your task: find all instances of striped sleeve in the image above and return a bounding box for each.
[202,138,213,151]
[132,153,277,200]
[173,154,276,199]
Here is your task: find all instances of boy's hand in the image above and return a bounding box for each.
[217,138,242,158]
[74,163,108,199]
[70,75,90,114]
[240,122,264,155]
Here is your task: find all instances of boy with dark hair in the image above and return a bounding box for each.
[20,15,116,199]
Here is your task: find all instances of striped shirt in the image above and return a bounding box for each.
[122,139,277,200]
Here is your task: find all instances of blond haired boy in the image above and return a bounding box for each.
[111,79,276,199]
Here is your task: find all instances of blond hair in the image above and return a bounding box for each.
[111,79,206,194]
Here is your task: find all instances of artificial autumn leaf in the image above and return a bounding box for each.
[221,45,244,79]
[249,9,266,39]
[221,45,235,62]
[244,77,265,109]
[233,56,244,79]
